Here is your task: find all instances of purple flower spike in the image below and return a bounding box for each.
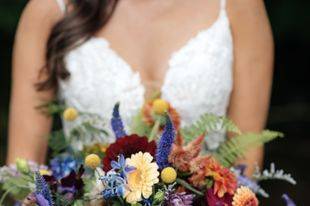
[156,116,176,170]
[35,172,54,206]
[111,103,127,139]
[282,194,296,206]
[35,193,50,206]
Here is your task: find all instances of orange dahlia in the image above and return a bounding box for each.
[189,156,237,198]
[232,186,259,206]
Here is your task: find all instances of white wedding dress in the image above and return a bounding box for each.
[55,0,233,149]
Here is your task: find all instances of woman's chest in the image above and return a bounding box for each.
[58,15,234,126]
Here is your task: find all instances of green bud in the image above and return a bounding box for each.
[15,158,29,173]
[153,190,165,203]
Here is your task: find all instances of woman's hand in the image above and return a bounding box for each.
[21,194,36,206]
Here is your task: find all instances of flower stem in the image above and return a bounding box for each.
[176,178,204,196]
[149,119,161,141]
[0,187,13,206]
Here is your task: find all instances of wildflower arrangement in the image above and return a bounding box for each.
[0,99,297,206]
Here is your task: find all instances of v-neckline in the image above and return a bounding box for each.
[91,10,224,94]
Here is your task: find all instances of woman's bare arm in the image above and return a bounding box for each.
[7,0,63,164]
[227,0,274,175]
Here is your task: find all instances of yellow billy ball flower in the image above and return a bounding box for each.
[85,154,101,169]
[152,99,169,115]
[161,167,177,184]
[39,169,52,176]
[63,107,78,121]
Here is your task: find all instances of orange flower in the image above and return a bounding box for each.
[232,186,259,206]
[189,156,237,198]
[142,100,180,130]
[168,135,204,172]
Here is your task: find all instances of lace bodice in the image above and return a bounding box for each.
[56,0,233,149]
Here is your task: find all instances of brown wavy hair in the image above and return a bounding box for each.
[36,0,118,91]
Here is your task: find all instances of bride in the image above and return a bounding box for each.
[7,0,273,176]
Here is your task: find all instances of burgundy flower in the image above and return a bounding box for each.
[43,165,85,199]
[103,135,157,171]
[205,188,233,206]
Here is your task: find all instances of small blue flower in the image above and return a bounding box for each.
[156,116,176,170]
[50,155,77,180]
[141,198,152,206]
[111,103,127,139]
[282,194,296,206]
[110,154,135,178]
[100,171,126,199]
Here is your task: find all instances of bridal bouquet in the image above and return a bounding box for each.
[0,99,296,206]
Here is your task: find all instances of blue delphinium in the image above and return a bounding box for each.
[156,116,176,170]
[110,154,135,178]
[111,103,127,139]
[100,171,127,199]
[282,194,296,206]
[50,155,77,180]
[34,172,54,206]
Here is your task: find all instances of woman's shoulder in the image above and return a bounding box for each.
[20,0,64,29]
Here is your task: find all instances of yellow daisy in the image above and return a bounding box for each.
[125,152,159,204]
[232,186,259,206]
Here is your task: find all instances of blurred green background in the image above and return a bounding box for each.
[1,0,310,204]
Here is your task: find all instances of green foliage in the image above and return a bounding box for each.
[54,193,76,206]
[69,121,108,143]
[37,101,66,116]
[213,130,284,167]
[253,163,296,185]
[1,173,34,201]
[180,113,241,143]
[130,112,152,137]
[49,130,69,157]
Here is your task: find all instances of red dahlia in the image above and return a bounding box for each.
[102,135,157,171]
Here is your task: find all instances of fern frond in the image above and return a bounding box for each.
[180,113,241,143]
[213,130,284,167]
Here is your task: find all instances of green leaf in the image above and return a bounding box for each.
[130,112,152,137]
[48,130,69,156]
[1,174,34,200]
[213,130,284,167]
[36,101,66,116]
[180,113,241,143]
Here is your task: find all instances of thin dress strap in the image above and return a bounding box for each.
[55,0,66,13]
[220,0,227,11]
[220,0,227,14]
